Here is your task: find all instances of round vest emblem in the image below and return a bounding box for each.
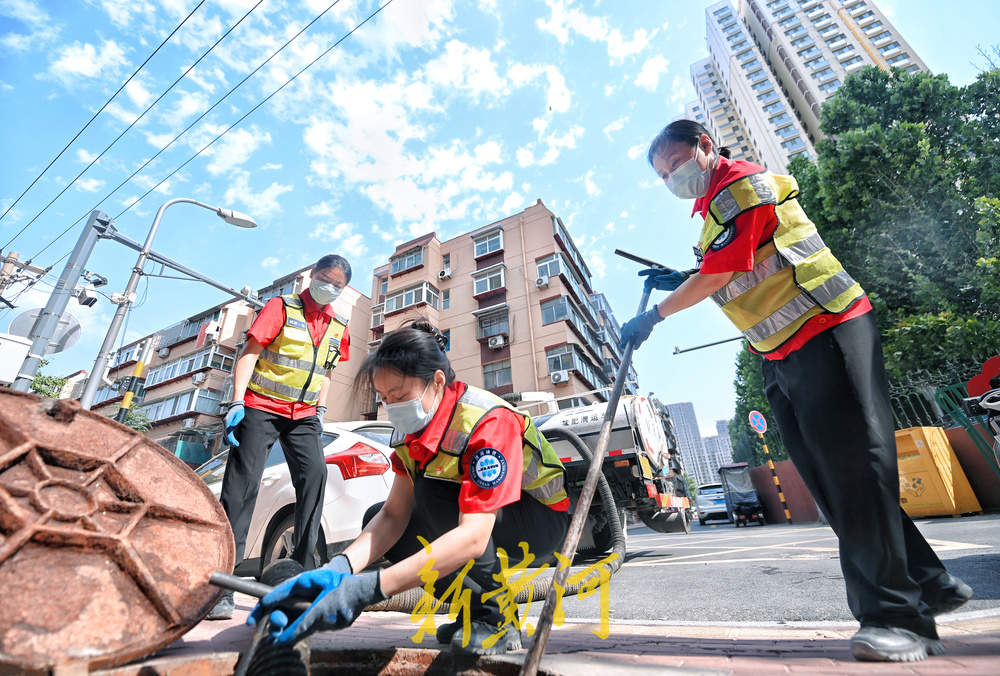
[469,447,507,489]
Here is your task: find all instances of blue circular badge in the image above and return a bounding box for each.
[469,447,507,489]
[710,226,736,251]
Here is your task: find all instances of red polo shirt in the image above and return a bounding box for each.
[243,289,350,420]
[390,380,570,513]
[692,156,871,360]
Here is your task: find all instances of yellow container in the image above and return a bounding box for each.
[896,427,982,517]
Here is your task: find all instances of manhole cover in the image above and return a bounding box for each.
[0,390,234,672]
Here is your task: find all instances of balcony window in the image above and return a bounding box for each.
[842,55,865,68]
[770,112,792,125]
[194,389,223,415]
[870,30,891,43]
[477,312,509,339]
[810,12,831,24]
[798,45,821,58]
[781,136,807,151]
[778,15,798,28]
[818,23,838,36]
[886,52,909,65]
[546,344,575,372]
[805,56,829,70]
[757,90,779,102]
[826,33,847,46]
[473,229,503,257]
[371,305,384,328]
[713,6,732,17]
[811,67,835,81]
[378,277,388,296]
[442,290,450,310]
[483,360,512,389]
[145,346,234,388]
[390,247,424,274]
[546,344,606,387]
[791,35,813,48]
[472,265,505,296]
[727,31,745,43]
[854,10,875,22]
[746,68,765,81]
[258,281,295,303]
[751,79,772,92]
[384,282,439,313]
[763,100,785,113]
[731,39,749,50]
[786,24,806,37]
[114,344,140,366]
[551,217,592,288]
[819,78,842,93]
[773,6,792,18]
[741,58,761,70]
[863,20,884,33]
[877,40,900,54]
[775,124,797,138]
[138,390,194,422]
[833,44,855,57]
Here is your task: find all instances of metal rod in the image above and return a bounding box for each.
[673,335,744,354]
[210,571,312,612]
[520,283,653,676]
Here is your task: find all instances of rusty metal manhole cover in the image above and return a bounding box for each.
[0,390,234,672]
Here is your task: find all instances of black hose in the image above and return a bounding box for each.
[367,426,625,612]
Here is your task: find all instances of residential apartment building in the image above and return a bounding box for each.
[367,200,638,418]
[702,419,736,472]
[685,0,927,172]
[91,266,372,466]
[687,58,763,165]
[666,402,714,486]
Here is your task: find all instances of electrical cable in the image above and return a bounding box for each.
[0,0,207,232]
[3,0,262,251]
[112,0,395,222]
[26,0,350,264]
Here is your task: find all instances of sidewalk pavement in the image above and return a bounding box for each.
[149,593,1000,675]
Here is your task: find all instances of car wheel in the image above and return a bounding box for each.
[261,513,324,573]
[698,516,705,526]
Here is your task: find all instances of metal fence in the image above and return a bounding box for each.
[887,357,989,429]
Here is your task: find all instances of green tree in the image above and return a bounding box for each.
[30,360,66,399]
[118,408,152,433]
[729,346,787,467]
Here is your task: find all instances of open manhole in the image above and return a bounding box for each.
[92,648,561,675]
[0,390,234,673]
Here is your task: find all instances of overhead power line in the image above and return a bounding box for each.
[2,0,262,252]
[27,0,349,264]
[0,0,207,231]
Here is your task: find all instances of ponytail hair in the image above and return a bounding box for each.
[647,119,727,165]
[355,318,456,393]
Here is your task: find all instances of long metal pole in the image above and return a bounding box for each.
[520,286,652,676]
[10,211,108,392]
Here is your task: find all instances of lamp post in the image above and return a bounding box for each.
[79,198,257,410]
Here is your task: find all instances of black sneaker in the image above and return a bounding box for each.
[451,621,522,655]
[206,591,234,620]
[435,619,462,644]
[850,626,945,662]
[924,575,974,616]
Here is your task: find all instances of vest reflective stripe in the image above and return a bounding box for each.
[247,294,346,405]
[698,171,864,353]
[393,385,567,508]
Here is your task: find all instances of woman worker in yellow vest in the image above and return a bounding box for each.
[620,119,971,663]
[249,320,570,654]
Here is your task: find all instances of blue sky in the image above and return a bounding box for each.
[1,0,998,435]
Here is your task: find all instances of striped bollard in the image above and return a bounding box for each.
[748,410,791,523]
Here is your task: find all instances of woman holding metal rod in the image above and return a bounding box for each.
[249,320,570,654]
[619,119,971,663]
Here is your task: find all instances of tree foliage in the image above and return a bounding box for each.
[728,346,787,467]
[733,65,1000,465]
[30,360,66,399]
[119,408,152,433]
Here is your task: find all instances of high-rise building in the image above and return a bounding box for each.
[703,419,736,473]
[686,0,927,172]
[90,266,373,467]
[366,200,638,419]
[666,402,714,485]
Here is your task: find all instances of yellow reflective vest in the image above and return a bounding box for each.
[698,171,864,353]
[248,294,348,405]
[392,384,569,510]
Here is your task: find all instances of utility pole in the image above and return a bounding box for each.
[0,251,49,301]
[9,211,108,392]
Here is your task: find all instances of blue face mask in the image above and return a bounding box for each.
[666,149,715,199]
[385,381,439,436]
[309,279,342,306]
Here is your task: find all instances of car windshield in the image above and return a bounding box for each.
[699,485,724,496]
[351,426,392,447]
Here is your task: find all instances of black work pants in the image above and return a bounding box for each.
[762,312,948,638]
[219,406,326,569]
[375,479,569,629]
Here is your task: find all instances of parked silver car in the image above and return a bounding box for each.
[197,420,395,577]
[695,482,733,525]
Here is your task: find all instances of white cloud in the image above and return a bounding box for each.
[538,125,584,165]
[516,147,535,167]
[536,0,656,63]
[224,171,293,220]
[49,39,128,83]
[604,84,616,97]
[603,116,627,138]
[627,144,645,160]
[306,200,338,217]
[424,40,507,99]
[506,63,571,113]
[634,55,669,92]
[0,0,59,52]
[261,256,281,271]
[160,90,209,128]
[584,170,600,197]
[75,177,104,192]
[206,126,272,175]
[76,148,97,163]
[357,0,454,55]
[261,163,282,171]
[125,78,154,108]
[308,222,366,259]
[500,192,523,214]
[587,251,607,278]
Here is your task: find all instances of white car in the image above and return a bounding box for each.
[695,482,732,525]
[196,420,395,577]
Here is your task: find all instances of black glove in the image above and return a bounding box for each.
[619,307,664,351]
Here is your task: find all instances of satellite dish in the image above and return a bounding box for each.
[8,308,82,355]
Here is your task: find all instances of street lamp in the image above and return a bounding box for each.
[79,198,257,410]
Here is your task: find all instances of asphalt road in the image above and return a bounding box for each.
[555,512,1000,624]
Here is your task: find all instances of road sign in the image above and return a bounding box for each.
[748,410,767,434]
[9,308,81,355]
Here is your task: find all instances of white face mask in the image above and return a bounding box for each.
[666,149,714,199]
[385,381,439,436]
[309,279,342,306]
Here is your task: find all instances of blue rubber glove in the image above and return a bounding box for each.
[315,405,327,420]
[224,403,245,447]
[248,570,385,644]
[620,307,664,351]
[639,267,689,292]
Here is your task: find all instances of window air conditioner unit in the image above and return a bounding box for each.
[550,370,569,384]
[157,347,171,359]
[204,320,220,344]
[487,335,506,350]
[181,418,196,430]
[438,268,452,280]
[535,275,550,289]
[191,372,208,385]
